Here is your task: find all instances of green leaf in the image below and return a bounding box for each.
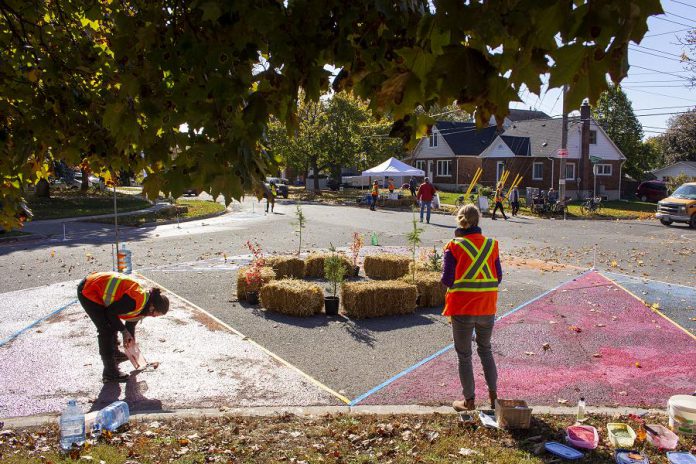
[199,2,222,22]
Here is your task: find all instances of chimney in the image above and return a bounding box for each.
[580,99,591,196]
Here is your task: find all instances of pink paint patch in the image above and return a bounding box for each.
[359,271,696,407]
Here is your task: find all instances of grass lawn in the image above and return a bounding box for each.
[26,190,151,220]
[89,199,225,227]
[1,412,692,463]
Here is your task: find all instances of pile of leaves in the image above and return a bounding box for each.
[1,412,693,463]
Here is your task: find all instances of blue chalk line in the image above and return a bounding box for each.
[0,299,78,347]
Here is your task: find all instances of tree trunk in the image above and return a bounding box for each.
[311,159,320,193]
[80,167,89,192]
[35,178,51,198]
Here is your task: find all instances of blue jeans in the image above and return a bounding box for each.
[370,195,377,209]
[420,201,432,222]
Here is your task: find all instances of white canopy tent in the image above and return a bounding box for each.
[361,157,425,178]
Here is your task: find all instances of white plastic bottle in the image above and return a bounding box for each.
[576,397,587,423]
[94,400,130,433]
[59,399,85,450]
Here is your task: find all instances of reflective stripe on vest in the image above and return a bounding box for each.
[448,237,498,293]
[101,275,147,318]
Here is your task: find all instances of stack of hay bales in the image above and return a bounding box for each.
[265,255,305,279]
[236,266,275,301]
[342,281,417,318]
[363,254,410,280]
[383,197,415,208]
[305,253,354,278]
[259,279,324,316]
[402,272,446,308]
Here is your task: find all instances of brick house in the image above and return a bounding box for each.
[410,104,627,200]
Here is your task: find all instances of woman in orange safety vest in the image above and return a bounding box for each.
[78,271,169,383]
[370,180,379,211]
[441,204,502,412]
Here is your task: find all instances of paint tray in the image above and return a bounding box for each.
[608,423,637,448]
[645,424,678,450]
[615,449,649,464]
[544,441,583,460]
[667,452,696,464]
[124,340,147,370]
[566,424,599,450]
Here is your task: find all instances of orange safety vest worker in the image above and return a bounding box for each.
[81,271,149,321]
[442,235,500,316]
[371,183,379,196]
[495,189,504,203]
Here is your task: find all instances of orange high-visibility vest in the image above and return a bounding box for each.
[371,184,379,195]
[81,272,148,320]
[442,234,499,316]
[495,189,503,203]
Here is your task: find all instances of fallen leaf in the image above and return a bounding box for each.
[619,391,628,396]
[596,323,606,327]
[542,343,551,352]
[458,448,481,456]
[525,351,536,356]
[610,260,618,267]
[558,399,568,404]
[569,326,582,333]
[592,353,602,358]
[635,362,642,368]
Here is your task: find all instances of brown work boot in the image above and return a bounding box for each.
[452,399,476,412]
[489,391,498,410]
[102,356,129,383]
[114,351,128,363]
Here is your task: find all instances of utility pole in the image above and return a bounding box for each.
[113,183,119,270]
[559,85,568,220]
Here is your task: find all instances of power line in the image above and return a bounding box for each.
[663,10,696,25]
[623,79,691,83]
[669,0,696,10]
[634,105,695,110]
[629,47,685,62]
[632,44,685,59]
[623,84,692,88]
[643,27,692,38]
[629,64,693,80]
[653,16,695,28]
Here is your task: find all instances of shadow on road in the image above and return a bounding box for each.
[89,372,163,413]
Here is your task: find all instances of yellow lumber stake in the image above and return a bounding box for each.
[507,174,522,199]
[465,168,482,196]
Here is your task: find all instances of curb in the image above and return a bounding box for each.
[1,404,666,429]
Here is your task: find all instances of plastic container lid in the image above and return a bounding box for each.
[545,442,584,460]
[615,449,649,464]
[667,452,696,464]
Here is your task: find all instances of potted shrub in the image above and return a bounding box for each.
[324,244,346,316]
[244,240,265,304]
[349,232,364,277]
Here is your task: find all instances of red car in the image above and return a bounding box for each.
[635,181,668,203]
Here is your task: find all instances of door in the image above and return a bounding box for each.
[427,161,433,179]
[496,162,505,185]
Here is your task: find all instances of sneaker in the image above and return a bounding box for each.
[491,217,497,220]
[452,399,476,411]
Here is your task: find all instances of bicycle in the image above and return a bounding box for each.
[580,197,602,215]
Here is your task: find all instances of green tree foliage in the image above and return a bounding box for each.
[658,110,696,165]
[592,85,656,179]
[0,0,663,227]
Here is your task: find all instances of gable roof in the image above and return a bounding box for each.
[435,121,498,156]
[500,135,531,156]
[502,117,567,157]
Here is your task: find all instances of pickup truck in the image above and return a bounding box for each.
[656,182,696,228]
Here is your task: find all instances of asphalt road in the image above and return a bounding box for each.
[1,198,694,401]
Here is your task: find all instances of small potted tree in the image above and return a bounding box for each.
[349,232,364,277]
[324,243,346,316]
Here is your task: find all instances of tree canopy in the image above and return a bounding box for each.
[0,0,662,227]
[657,110,696,165]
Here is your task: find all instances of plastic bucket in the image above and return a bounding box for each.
[668,395,696,436]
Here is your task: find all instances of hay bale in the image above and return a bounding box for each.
[363,253,410,280]
[265,255,305,279]
[383,197,416,208]
[305,253,354,278]
[402,272,446,308]
[236,266,275,301]
[259,279,324,317]
[342,280,417,318]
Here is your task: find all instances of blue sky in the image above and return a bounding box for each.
[513,0,695,139]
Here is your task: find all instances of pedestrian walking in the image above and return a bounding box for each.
[77,272,169,383]
[387,178,395,193]
[441,205,502,411]
[370,180,379,211]
[264,181,277,213]
[416,177,437,223]
[491,183,508,220]
[409,177,417,197]
[510,185,520,217]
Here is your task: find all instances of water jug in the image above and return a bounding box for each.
[59,399,85,450]
[94,401,130,433]
[370,232,378,246]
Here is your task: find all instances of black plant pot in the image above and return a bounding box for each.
[246,291,259,305]
[324,296,339,316]
[353,266,360,277]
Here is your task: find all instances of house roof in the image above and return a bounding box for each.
[435,121,499,156]
[502,117,570,157]
[652,161,696,175]
[500,135,531,156]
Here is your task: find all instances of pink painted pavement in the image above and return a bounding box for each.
[359,271,696,408]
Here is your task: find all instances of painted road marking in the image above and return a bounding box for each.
[349,268,593,405]
[136,273,351,405]
[0,300,77,348]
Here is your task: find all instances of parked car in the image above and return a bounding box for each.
[635,180,668,202]
[266,177,289,198]
[656,182,696,228]
[183,187,202,196]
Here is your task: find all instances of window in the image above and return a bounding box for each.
[565,162,575,180]
[595,164,612,176]
[532,162,544,180]
[589,130,597,144]
[415,160,426,171]
[429,132,438,147]
[436,160,451,177]
[496,161,505,183]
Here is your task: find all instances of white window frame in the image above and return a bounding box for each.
[429,132,438,148]
[436,160,451,177]
[565,162,576,180]
[496,161,505,183]
[532,162,544,180]
[595,163,612,176]
[415,160,426,172]
[589,130,597,145]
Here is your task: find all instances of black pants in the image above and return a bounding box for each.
[511,201,519,216]
[77,280,136,358]
[492,201,507,219]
